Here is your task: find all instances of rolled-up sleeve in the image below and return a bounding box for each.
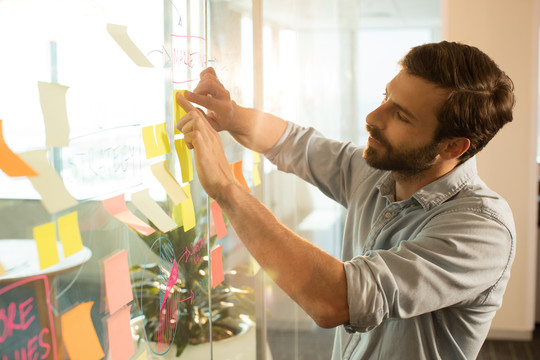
[343,207,514,332]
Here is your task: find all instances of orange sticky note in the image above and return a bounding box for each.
[142,123,171,159]
[174,138,193,183]
[107,305,135,360]
[61,302,105,360]
[179,184,196,232]
[34,222,60,269]
[58,211,83,257]
[0,120,38,177]
[211,245,225,289]
[103,249,134,314]
[173,90,187,135]
[230,161,250,192]
[103,193,155,236]
[210,201,227,240]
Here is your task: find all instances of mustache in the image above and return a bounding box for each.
[365,124,390,147]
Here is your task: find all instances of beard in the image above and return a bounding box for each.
[363,125,440,176]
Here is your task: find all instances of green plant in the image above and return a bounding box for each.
[130,207,255,357]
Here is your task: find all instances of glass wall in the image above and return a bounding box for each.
[0,1,439,359]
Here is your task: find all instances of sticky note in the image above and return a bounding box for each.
[210,200,227,240]
[173,90,187,135]
[58,211,83,257]
[131,188,178,233]
[230,161,250,192]
[107,24,153,67]
[103,193,156,236]
[0,120,38,177]
[18,150,78,214]
[107,305,135,360]
[151,160,188,205]
[34,222,60,269]
[161,261,178,311]
[0,262,5,276]
[211,245,225,289]
[174,138,193,183]
[61,302,105,360]
[252,163,261,187]
[179,184,195,231]
[142,123,171,159]
[253,151,261,163]
[103,249,133,314]
[37,81,70,147]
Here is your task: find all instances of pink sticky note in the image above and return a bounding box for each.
[160,261,178,311]
[103,193,155,236]
[107,305,135,360]
[211,245,225,289]
[104,249,133,314]
[210,201,227,240]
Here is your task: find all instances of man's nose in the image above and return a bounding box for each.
[366,102,388,129]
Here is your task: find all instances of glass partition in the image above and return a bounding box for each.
[0,1,439,359]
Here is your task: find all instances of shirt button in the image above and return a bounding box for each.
[385,212,392,219]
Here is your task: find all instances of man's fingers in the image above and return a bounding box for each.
[176,91,197,113]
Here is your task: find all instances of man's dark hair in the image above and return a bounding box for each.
[399,41,515,163]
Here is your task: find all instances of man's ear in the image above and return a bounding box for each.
[440,137,471,160]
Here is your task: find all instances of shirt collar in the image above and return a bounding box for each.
[376,157,478,211]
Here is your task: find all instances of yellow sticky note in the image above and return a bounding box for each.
[180,184,196,232]
[253,151,261,163]
[252,163,261,187]
[61,302,105,360]
[108,305,135,360]
[58,211,83,258]
[151,160,188,205]
[107,24,153,67]
[173,90,187,135]
[0,262,6,276]
[37,81,70,147]
[174,138,193,183]
[142,123,171,159]
[34,222,60,270]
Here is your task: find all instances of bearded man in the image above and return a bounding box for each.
[175,41,516,360]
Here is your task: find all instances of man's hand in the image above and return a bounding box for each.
[175,90,237,201]
[178,67,238,134]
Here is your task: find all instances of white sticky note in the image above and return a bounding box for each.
[131,189,178,233]
[107,24,153,67]
[18,150,77,214]
[38,81,70,147]
[151,160,188,205]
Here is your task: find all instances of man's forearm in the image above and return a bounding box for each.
[229,103,288,154]
[215,182,350,328]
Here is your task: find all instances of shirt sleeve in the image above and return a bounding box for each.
[343,206,515,332]
[264,121,373,207]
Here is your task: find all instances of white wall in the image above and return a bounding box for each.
[442,0,540,340]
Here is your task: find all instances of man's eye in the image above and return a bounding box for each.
[381,92,388,103]
[396,112,409,122]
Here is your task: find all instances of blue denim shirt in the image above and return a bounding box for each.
[265,122,516,360]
